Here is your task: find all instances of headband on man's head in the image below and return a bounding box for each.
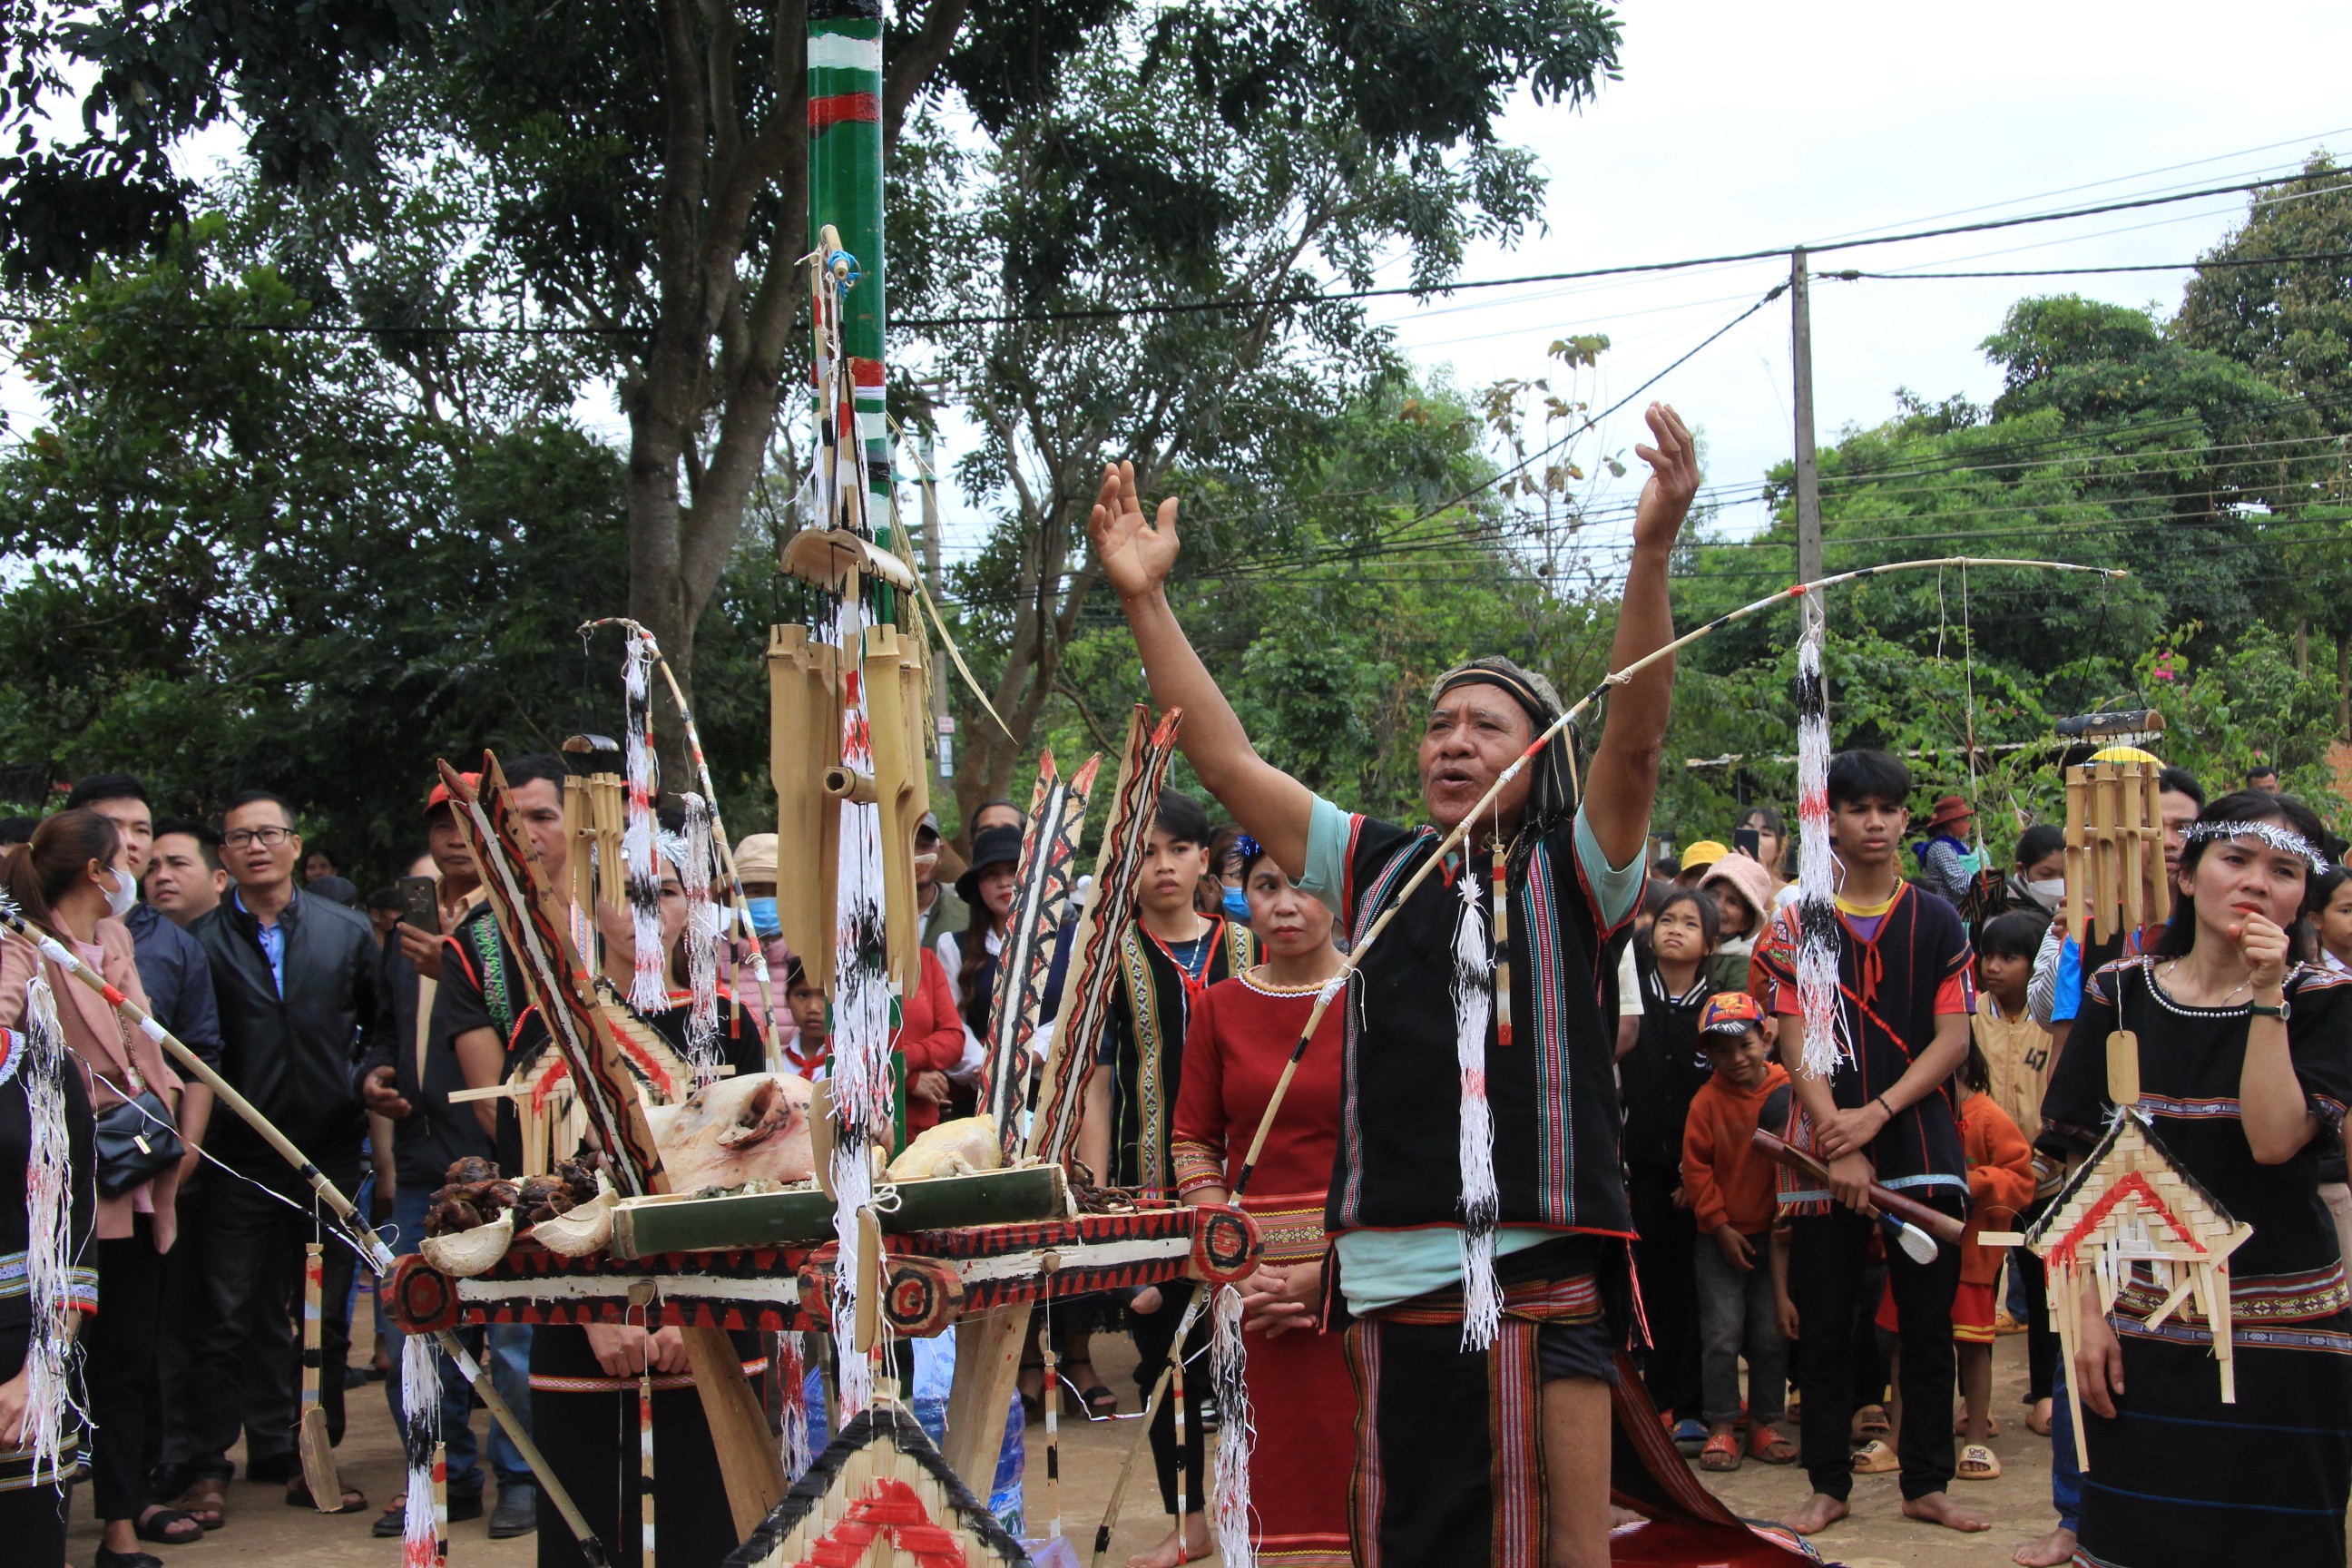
[2183,818,2333,875]
[1431,656,1577,838]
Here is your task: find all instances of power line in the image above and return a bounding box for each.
[1849,248,2352,282]
[897,173,2325,329]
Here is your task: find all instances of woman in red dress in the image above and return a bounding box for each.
[1170,838,1353,1568]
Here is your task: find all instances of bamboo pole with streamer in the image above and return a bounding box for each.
[577,617,779,1057]
[0,897,614,1566]
[1086,553,2124,1563]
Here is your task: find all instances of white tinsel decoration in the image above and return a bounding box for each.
[679,792,720,1071]
[19,977,83,1484]
[1794,595,1848,1079]
[622,632,667,1012]
[1452,870,1501,1350]
[1209,1284,1258,1568]
[399,1332,441,1568]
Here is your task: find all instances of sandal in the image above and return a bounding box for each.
[175,1474,228,1531]
[1955,1410,2001,1438]
[1748,1426,1798,1465]
[1957,1442,2001,1480]
[132,1506,204,1545]
[1851,1438,1898,1474]
[2026,1398,2053,1436]
[1698,1432,1741,1472]
[1851,1404,1891,1442]
[1081,1384,1120,1418]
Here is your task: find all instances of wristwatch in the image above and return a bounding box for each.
[2249,998,2290,1022]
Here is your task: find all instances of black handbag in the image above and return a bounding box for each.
[92,1014,182,1199]
[95,1087,184,1199]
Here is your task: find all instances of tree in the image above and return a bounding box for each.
[5,0,1625,760]
[0,211,763,875]
[2175,156,2352,436]
[900,8,1619,819]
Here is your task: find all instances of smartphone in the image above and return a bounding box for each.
[395,876,440,936]
[1732,826,1762,860]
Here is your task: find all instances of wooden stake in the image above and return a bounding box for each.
[297,1241,343,1513]
[2064,765,2088,943]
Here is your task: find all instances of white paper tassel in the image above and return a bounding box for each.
[1793,596,1848,1079]
[678,792,720,1071]
[400,1332,441,1568]
[19,978,84,1483]
[622,632,668,1012]
[1209,1284,1257,1568]
[1452,872,1502,1350]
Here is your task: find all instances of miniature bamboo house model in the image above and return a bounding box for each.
[723,1398,1028,1568]
[1984,1027,2252,1468]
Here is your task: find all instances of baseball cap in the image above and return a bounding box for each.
[1680,839,1729,872]
[424,772,481,816]
[1700,991,1765,1036]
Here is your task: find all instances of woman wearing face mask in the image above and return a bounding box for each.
[2311,866,2352,978]
[1168,838,1353,1568]
[2004,824,2068,919]
[1202,823,1252,922]
[2038,792,2352,1568]
[0,808,192,1565]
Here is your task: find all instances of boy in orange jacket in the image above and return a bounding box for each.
[1682,992,1797,1471]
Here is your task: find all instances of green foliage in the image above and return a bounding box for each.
[0,215,772,878]
[2176,157,2352,436]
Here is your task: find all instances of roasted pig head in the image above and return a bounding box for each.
[649,1071,815,1193]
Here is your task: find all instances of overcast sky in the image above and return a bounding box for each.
[1343,0,2352,571]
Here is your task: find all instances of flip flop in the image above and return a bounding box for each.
[1698,1432,1742,1472]
[1957,1442,2002,1480]
[1851,1438,1898,1474]
[132,1506,204,1545]
[1748,1426,1799,1465]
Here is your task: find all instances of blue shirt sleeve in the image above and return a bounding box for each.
[2052,936,2084,1024]
[1298,794,1354,917]
[1573,806,1647,930]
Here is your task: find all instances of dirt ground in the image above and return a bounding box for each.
[64,1320,2070,1567]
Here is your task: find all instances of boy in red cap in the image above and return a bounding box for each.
[1681,991,1795,1471]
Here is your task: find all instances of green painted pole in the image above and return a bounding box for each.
[808,0,890,570]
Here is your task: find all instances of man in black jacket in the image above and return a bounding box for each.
[170,789,382,1516]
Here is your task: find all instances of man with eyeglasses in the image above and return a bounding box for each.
[171,789,384,1520]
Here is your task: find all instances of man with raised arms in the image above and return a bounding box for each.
[1088,402,1700,1568]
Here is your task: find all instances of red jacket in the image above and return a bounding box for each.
[896,946,965,1132]
[1681,1062,1789,1236]
[1959,1094,2035,1287]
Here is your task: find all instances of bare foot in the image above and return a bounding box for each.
[1902,1491,1992,1533]
[2014,1525,2078,1566]
[1125,1514,1210,1568]
[1780,1493,1848,1535]
[1607,1504,1643,1530]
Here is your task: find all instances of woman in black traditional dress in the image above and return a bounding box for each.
[2038,789,2352,1568]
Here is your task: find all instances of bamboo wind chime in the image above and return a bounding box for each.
[2063,745,2173,947]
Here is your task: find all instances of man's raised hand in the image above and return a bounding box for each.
[1088,460,1181,603]
[1632,401,1700,554]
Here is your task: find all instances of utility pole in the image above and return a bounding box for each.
[1790,246,1822,587]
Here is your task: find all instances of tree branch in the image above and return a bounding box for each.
[882,0,970,144]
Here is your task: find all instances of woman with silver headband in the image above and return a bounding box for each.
[2035,790,2352,1568]
[1087,401,1700,1568]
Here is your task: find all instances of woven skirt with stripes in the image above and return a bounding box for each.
[2075,1304,2352,1568]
